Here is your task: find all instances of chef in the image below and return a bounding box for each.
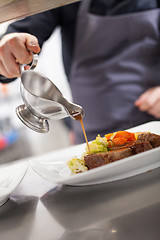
[0,0,160,144]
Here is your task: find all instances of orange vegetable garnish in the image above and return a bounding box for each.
[105,131,136,148]
[105,133,114,140]
[112,137,128,146]
[114,131,136,141]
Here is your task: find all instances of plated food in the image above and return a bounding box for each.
[67,131,160,174]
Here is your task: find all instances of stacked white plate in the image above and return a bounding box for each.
[0,160,28,206]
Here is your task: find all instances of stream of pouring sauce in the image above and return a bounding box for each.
[71,112,91,154]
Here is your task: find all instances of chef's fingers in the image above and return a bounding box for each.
[0,54,20,78]
[148,103,160,118]
[0,59,19,78]
[0,33,40,78]
[0,33,29,64]
[134,89,152,110]
[134,87,160,111]
[9,33,40,64]
[25,34,40,54]
[0,60,9,77]
[11,43,33,65]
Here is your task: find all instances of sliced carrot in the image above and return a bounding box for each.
[112,137,128,146]
[114,131,136,141]
[105,133,114,140]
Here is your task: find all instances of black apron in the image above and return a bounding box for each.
[69,0,160,143]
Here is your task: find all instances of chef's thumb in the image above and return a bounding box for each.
[25,34,40,54]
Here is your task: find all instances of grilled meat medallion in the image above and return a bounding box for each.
[84,140,153,170]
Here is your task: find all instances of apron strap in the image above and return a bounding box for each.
[78,0,92,16]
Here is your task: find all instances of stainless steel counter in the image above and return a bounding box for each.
[0,157,160,240]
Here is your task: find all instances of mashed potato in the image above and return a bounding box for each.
[67,135,109,174]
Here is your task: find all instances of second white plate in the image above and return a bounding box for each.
[0,160,29,205]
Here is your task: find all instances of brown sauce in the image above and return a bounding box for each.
[71,111,91,154]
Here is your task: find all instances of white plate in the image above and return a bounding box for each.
[0,160,29,206]
[31,121,160,186]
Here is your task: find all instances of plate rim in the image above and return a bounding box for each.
[30,121,160,185]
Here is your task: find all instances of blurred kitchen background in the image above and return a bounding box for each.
[0,20,73,164]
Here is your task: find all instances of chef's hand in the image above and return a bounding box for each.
[135,87,160,118]
[0,33,40,78]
